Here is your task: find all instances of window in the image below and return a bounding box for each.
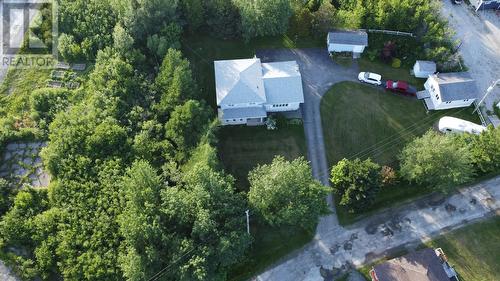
[435,94,439,100]
[464,99,468,102]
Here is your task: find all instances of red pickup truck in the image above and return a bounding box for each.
[385,80,417,96]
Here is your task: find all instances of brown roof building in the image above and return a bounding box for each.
[370,248,459,281]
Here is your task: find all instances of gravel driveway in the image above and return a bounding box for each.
[256,48,359,230]
[440,3,500,111]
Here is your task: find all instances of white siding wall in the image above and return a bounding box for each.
[265,102,300,112]
[434,99,475,110]
[220,102,264,110]
[328,43,356,53]
[221,118,247,125]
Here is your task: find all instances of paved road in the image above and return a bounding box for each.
[255,176,500,281]
[440,3,500,111]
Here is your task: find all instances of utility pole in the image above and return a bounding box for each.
[473,79,500,114]
[245,210,250,235]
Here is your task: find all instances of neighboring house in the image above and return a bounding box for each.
[413,60,436,78]
[370,248,459,281]
[417,72,477,110]
[327,30,368,58]
[214,58,304,126]
[472,0,500,10]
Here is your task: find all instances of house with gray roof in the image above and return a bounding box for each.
[370,248,459,281]
[327,30,368,58]
[215,58,304,126]
[418,72,478,110]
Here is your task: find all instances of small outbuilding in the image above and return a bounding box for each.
[413,60,436,78]
[327,30,368,58]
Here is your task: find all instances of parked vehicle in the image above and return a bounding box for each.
[385,80,417,96]
[437,116,486,135]
[358,72,382,86]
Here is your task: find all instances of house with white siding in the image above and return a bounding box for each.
[417,72,478,110]
[215,58,304,126]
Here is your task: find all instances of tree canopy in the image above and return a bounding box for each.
[248,156,329,229]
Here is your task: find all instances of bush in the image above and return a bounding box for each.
[330,158,381,213]
[380,165,398,186]
[248,156,329,229]
[391,58,401,68]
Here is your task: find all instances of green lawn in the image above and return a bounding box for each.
[217,123,310,281]
[321,81,481,225]
[228,223,314,281]
[359,217,500,281]
[218,122,307,191]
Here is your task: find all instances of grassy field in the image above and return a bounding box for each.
[228,223,314,281]
[321,81,481,225]
[321,81,480,166]
[218,123,310,281]
[218,122,307,191]
[0,67,52,117]
[359,217,500,281]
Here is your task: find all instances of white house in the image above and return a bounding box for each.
[214,58,304,126]
[417,72,478,110]
[327,30,368,58]
[413,60,436,78]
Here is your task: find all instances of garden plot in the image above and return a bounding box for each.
[0,142,51,188]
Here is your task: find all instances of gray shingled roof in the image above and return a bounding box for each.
[373,249,449,281]
[327,30,368,46]
[434,72,478,101]
[415,61,436,73]
[219,106,267,119]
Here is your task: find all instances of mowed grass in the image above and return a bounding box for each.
[217,123,311,281]
[218,123,307,191]
[423,217,500,281]
[321,81,481,225]
[359,217,500,281]
[321,81,480,166]
[228,222,314,281]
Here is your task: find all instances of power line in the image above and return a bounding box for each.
[147,248,196,281]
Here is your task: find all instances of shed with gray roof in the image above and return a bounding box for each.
[327,30,368,58]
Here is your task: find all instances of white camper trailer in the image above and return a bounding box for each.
[438,116,486,135]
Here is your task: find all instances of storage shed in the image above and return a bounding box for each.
[413,61,436,78]
[327,30,368,58]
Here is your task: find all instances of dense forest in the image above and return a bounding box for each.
[0,0,473,280]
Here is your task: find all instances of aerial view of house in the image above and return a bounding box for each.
[419,72,478,110]
[214,58,304,125]
[0,0,498,281]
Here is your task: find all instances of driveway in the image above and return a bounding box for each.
[255,176,500,281]
[257,48,360,230]
[440,3,500,113]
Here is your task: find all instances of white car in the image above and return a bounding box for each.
[358,72,382,86]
